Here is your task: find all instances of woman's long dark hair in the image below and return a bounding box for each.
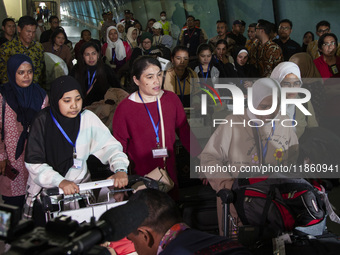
[74,41,110,96]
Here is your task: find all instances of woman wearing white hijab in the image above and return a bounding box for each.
[101,26,131,71]
[270,62,318,138]
[200,78,299,234]
[116,22,126,40]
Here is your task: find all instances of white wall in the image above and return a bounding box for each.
[3,0,25,20]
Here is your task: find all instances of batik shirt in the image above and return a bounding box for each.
[0,38,45,85]
[249,39,283,77]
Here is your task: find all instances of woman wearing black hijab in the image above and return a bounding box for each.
[225,46,259,93]
[0,54,48,211]
[24,75,129,224]
[70,41,121,107]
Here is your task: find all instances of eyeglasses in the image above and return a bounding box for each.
[279,26,290,31]
[281,81,302,88]
[322,41,336,47]
[317,28,330,34]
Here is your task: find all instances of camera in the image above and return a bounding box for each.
[2,176,153,255]
[0,204,21,241]
[3,210,113,255]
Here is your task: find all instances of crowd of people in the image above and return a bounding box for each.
[0,8,340,255]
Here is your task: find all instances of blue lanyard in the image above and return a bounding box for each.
[214,55,219,63]
[111,48,116,61]
[293,109,296,126]
[50,109,80,157]
[255,122,275,162]
[199,63,210,82]
[87,70,97,91]
[137,91,160,144]
[127,39,133,48]
[176,76,186,102]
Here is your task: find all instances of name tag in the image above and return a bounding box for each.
[152,148,168,158]
[73,158,83,169]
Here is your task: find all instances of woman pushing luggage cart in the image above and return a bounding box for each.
[23,75,129,226]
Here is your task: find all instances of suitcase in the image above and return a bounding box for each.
[179,185,219,234]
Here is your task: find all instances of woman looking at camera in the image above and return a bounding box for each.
[71,41,121,107]
[0,54,48,211]
[102,26,131,72]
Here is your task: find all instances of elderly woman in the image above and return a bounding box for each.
[270,62,318,138]
[200,78,299,234]
[113,56,201,200]
[0,54,48,211]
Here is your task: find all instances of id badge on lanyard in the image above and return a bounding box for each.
[138,91,169,159]
[152,147,168,158]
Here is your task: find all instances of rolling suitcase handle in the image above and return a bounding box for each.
[217,189,234,238]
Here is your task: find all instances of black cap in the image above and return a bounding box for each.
[124,10,131,14]
[233,20,242,25]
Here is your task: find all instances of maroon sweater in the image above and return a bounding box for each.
[113,91,201,196]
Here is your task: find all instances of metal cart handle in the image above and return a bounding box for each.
[45,179,115,196]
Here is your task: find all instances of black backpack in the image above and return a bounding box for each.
[232,177,325,239]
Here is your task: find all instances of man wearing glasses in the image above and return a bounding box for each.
[249,19,283,77]
[273,19,301,61]
[307,20,340,59]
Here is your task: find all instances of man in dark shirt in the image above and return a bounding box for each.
[273,19,301,61]
[120,10,134,33]
[227,20,247,47]
[40,15,59,43]
[209,20,235,52]
[179,15,205,58]
[123,189,251,255]
[0,18,16,45]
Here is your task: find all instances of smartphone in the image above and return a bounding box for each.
[4,166,19,181]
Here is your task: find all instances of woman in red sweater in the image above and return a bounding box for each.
[313,33,340,80]
[112,56,201,199]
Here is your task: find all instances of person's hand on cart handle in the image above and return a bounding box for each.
[108,171,128,188]
[59,180,80,195]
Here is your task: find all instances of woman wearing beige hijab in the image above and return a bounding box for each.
[126,27,138,49]
[289,52,325,122]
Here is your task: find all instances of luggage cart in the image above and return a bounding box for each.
[41,176,158,223]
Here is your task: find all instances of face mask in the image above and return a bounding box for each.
[161,16,166,21]
[38,23,43,26]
